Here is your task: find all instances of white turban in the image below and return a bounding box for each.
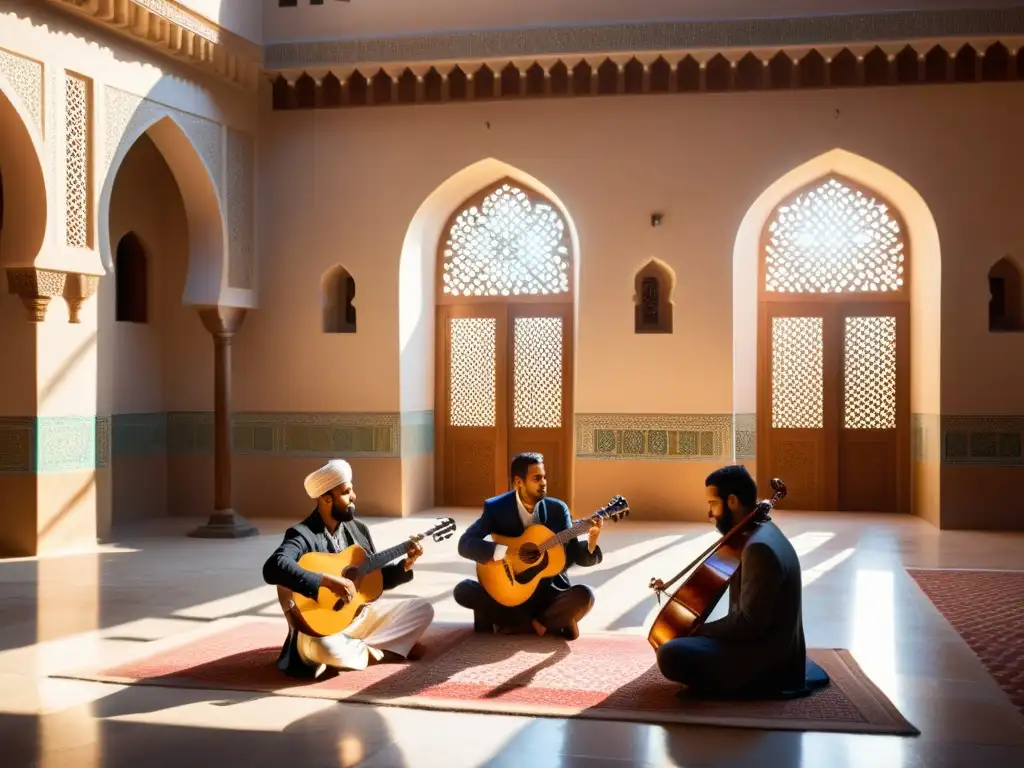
[303,459,353,499]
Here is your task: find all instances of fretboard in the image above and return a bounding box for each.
[540,517,595,553]
[358,539,412,575]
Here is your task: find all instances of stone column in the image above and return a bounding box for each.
[189,306,258,539]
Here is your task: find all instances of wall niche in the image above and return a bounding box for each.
[988,256,1022,332]
[633,258,674,334]
[322,265,357,333]
[115,232,148,323]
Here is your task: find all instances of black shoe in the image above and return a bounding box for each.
[473,612,493,633]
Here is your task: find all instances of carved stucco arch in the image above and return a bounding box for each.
[99,102,228,307]
[0,63,48,268]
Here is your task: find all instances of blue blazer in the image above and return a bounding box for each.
[458,490,603,593]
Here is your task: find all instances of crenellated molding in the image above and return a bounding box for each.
[47,0,262,91]
[267,37,1024,110]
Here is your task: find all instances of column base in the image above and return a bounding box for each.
[188,510,260,539]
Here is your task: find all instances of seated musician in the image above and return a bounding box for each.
[262,459,434,677]
[453,452,603,640]
[655,465,829,698]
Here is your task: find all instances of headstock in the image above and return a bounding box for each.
[425,516,457,543]
[597,495,630,523]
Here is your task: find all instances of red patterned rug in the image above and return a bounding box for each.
[908,568,1024,714]
[55,617,917,735]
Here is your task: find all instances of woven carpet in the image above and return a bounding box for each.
[908,568,1024,714]
[55,617,918,735]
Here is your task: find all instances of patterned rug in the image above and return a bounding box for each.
[55,617,918,735]
[908,568,1024,714]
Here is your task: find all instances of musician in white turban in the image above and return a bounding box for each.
[262,459,434,677]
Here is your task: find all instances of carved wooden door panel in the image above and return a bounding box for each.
[759,302,907,513]
[437,304,508,507]
[506,303,573,504]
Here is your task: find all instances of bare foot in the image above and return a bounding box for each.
[531,619,547,636]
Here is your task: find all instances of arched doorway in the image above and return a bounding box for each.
[757,176,910,513]
[434,179,574,507]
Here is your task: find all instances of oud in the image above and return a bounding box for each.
[476,496,630,607]
[292,517,457,637]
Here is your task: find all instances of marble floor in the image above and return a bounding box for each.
[1,509,1023,768]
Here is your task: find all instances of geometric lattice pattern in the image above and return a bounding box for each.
[64,72,91,249]
[442,183,570,297]
[513,317,563,428]
[765,178,905,294]
[844,316,897,429]
[771,316,824,429]
[908,569,1024,715]
[448,318,496,427]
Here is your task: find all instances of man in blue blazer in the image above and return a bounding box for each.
[453,452,603,640]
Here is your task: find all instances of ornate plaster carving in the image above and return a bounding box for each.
[0,48,43,136]
[264,8,1024,69]
[103,85,223,198]
[47,0,261,91]
[226,129,255,290]
[5,267,68,322]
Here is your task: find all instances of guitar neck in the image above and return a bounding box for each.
[359,539,412,575]
[541,516,595,553]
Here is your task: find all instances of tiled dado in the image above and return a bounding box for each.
[0,416,111,474]
[941,415,1024,466]
[575,414,746,461]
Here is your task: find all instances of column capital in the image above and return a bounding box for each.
[197,305,247,337]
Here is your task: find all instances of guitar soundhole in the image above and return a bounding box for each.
[519,543,542,565]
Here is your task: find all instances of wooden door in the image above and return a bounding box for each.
[506,303,573,504]
[436,303,574,507]
[758,301,908,513]
[437,304,508,507]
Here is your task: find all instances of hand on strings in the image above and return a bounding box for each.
[403,541,425,571]
[587,516,604,554]
[321,574,357,604]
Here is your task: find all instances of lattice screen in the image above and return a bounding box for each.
[442,183,570,297]
[844,316,897,429]
[64,72,91,249]
[765,178,905,294]
[771,316,824,429]
[513,317,563,429]
[448,318,497,427]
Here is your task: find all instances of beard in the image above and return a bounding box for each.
[714,509,735,535]
[331,502,355,523]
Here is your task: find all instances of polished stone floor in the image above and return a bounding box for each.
[1,509,1022,767]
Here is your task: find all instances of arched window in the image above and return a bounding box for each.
[634,259,674,333]
[441,182,571,298]
[764,177,906,295]
[758,175,909,515]
[322,265,356,333]
[115,232,148,323]
[988,257,1023,332]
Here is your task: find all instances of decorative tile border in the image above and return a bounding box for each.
[941,415,1024,466]
[735,413,756,461]
[265,8,1024,68]
[400,410,434,458]
[0,416,106,474]
[575,414,733,461]
[231,412,400,458]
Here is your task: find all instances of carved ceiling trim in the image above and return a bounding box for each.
[268,38,1024,111]
[47,0,262,91]
[264,7,1024,69]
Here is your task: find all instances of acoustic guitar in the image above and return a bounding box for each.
[292,517,457,637]
[476,496,630,607]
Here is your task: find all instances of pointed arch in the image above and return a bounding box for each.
[0,70,47,267]
[114,231,148,323]
[322,264,357,333]
[99,113,227,307]
[733,148,941,518]
[397,158,580,514]
[988,256,1023,332]
[634,257,675,334]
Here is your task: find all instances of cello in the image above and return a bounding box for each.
[646,478,788,651]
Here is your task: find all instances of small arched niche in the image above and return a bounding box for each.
[988,256,1023,332]
[633,258,675,334]
[115,232,148,323]
[322,265,357,333]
